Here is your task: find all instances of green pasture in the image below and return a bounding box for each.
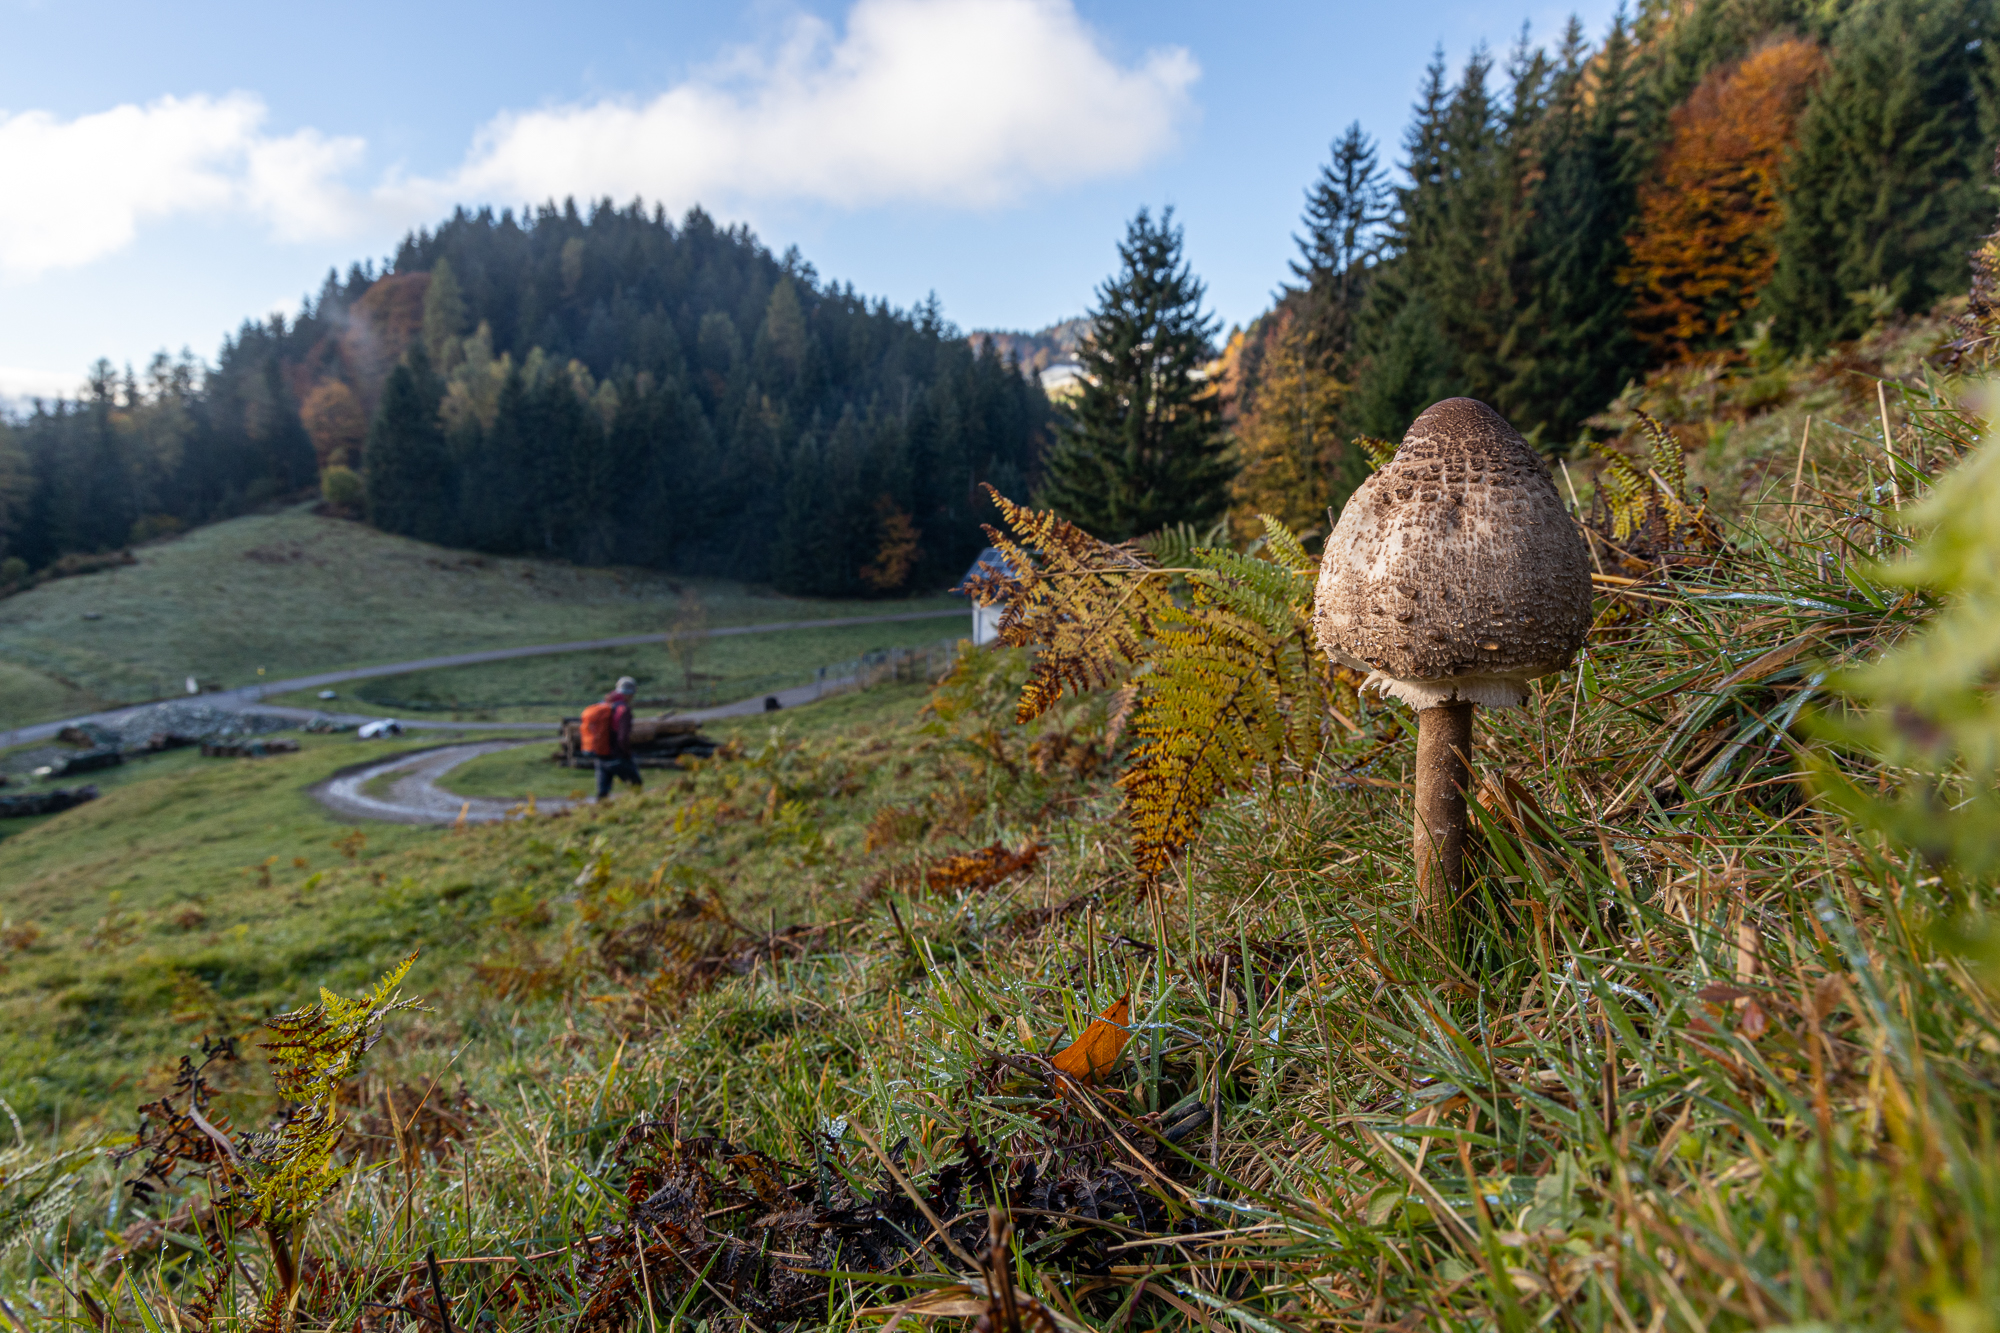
[0,682,931,1124]
[263,627,963,721]
[0,505,961,726]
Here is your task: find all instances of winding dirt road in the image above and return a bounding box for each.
[312,741,558,825]
[308,668,871,824]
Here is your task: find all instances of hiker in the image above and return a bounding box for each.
[580,676,643,801]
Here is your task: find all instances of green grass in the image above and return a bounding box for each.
[0,505,962,725]
[8,355,2000,1330]
[0,681,949,1128]
[0,661,104,732]
[262,629,963,721]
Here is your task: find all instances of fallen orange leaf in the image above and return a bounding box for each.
[1049,994,1131,1084]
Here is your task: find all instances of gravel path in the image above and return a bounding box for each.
[312,742,558,825]
[7,607,966,747]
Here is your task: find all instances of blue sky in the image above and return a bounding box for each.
[0,0,1625,406]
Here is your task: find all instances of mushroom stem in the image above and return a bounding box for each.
[1413,702,1475,925]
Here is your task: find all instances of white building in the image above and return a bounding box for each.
[956,547,1018,646]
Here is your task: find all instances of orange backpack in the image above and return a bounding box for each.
[579,701,616,755]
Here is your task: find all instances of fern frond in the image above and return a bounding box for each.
[1590,415,1716,561]
[1257,514,1315,573]
[973,493,1344,889]
[968,486,1170,721]
[1120,640,1275,882]
[1190,548,1313,630]
[1590,443,1652,542]
[1355,435,1397,472]
[1138,520,1215,571]
[1118,574,1332,886]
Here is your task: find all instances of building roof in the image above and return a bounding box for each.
[953,546,1019,596]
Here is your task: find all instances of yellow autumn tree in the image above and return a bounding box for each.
[298,381,366,467]
[1227,309,1346,542]
[1621,37,1827,359]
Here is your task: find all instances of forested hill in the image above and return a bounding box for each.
[0,204,1050,598]
[1224,0,2000,542]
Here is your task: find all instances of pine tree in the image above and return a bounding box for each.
[363,349,451,538]
[1765,0,2000,349]
[1344,52,1470,440]
[1035,207,1234,540]
[1292,124,1392,365]
[1500,15,1647,445]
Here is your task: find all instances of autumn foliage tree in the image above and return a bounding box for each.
[1227,309,1350,542]
[298,380,366,468]
[1621,37,1827,358]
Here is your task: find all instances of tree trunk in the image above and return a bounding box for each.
[1413,702,1475,927]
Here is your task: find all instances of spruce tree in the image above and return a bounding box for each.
[1500,15,1645,445]
[363,348,451,538]
[1293,123,1392,365]
[1765,0,2000,349]
[1344,52,1472,441]
[1035,207,1234,540]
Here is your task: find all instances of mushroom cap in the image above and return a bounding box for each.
[1313,398,1592,711]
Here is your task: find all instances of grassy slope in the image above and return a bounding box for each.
[0,505,960,725]
[0,682,946,1124]
[8,337,2000,1329]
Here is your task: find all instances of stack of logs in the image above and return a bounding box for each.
[0,786,98,818]
[554,715,718,769]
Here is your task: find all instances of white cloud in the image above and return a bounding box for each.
[0,0,1194,283]
[403,0,1199,216]
[0,364,82,416]
[0,93,364,279]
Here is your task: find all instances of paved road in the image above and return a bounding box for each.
[310,671,864,824]
[7,607,967,746]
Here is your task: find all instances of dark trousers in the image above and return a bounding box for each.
[592,753,642,799]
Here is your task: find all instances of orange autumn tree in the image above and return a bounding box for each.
[1622,37,1827,358]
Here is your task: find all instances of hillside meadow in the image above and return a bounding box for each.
[2,339,1998,1330]
[0,506,962,728]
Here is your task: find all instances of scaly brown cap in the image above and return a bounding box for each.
[1313,398,1592,710]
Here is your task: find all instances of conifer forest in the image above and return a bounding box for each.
[2,0,1994,590]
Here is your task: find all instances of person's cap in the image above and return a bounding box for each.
[614,676,638,695]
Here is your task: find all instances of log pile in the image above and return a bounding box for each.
[0,785,98,819]
[554,715,718,769]
[39,747,123,778]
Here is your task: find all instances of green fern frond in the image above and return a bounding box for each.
[1191,548,1313,626]
[112,955,426,1326]
[1355,435,1397,472]
[1590,414,1714,555]
[1257,514,1315,573]
[1139,520,1221,570]
[1589,443,1652,542]
[979,492,1344,889]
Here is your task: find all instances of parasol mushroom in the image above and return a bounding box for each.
[1313,398,1593,929]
